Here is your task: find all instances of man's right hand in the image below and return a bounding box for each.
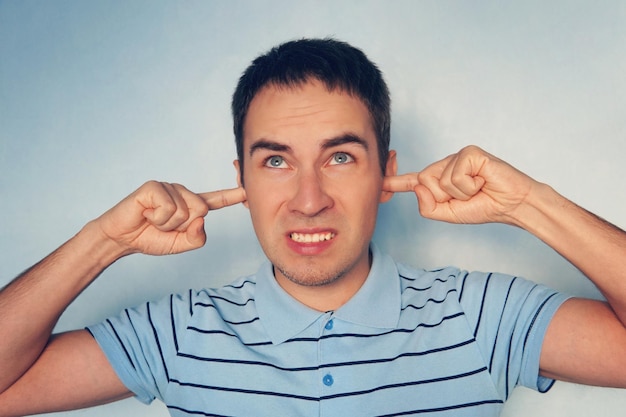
[0,181,246,415]
[93,181,247,257]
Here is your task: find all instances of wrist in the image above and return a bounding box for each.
[505,181,570,241]
[74,221,132,272]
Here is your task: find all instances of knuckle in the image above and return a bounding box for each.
[462,144,480,154]
[221,193,229,208]
[416,171,429,184]
[140,180,160,195]
[196,202,210,217]
[171,182,187,191]
[173,208,190,222]
[159,200,178,216]
[450,171,466,184]
[439,175,453,189]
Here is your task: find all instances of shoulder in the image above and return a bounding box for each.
[393,261,559,316]
[191,275,259,305]
[396,263,465,294]
[163,275,260,321]
[114,275,261,332]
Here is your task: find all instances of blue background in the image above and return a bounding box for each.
[1,1,625,415]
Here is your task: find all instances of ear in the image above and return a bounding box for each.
[233,160,249,208]
[380,150,397,203]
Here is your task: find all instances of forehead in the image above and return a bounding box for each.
[243,80,375,148]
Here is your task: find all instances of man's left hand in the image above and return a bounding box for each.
[383,145,536,225]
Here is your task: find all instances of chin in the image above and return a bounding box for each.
[275,264,348,287]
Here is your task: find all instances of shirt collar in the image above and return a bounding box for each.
[256,243,401,345]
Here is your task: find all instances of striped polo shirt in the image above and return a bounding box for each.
[88,244,569,416]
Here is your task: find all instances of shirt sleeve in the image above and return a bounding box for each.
[456,270,571,398]
[87,291,193,404]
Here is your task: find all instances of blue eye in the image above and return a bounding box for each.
[266,155,286,168]
[330,152,353,165]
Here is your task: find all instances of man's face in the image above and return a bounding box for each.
[237,80,395,298]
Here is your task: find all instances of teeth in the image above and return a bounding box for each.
[290,232,335,243]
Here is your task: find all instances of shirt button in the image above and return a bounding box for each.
[323,374,334,386]
[325,319,334,330]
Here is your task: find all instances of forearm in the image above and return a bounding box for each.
[512,182,626,320]
[0,220,125,392]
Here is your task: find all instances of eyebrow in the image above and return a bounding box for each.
[321,133,369,152]
[249,140,291,157]
[248,133,369,157]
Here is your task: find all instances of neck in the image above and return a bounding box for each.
[273,250,372,311]
[277,274,367,312]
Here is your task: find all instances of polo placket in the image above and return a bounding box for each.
[319,311,341,417]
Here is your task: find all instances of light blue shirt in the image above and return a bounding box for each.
[88,244,569,416]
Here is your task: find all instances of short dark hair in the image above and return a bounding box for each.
[231,38,391,181]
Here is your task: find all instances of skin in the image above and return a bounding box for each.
[1,80,626,416]
[234,80,396,311]
[0,183,246,415]
[386,146,626,386]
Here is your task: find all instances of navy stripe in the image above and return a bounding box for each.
[458,271,469,301]
[505,328,515,398]
[376,399,503,417]
[489,278,517,373]
[194,295,254,308]
[473,273,493,338]
[222,316,260,325]
[171,295,180,352]
[319,338,475,370]
[321,366,489,400]
[399,274,417,281]
[316,312,466,341]
[402,276,454,291]
[185,327,273,346]
[188,302,262,325]
[523,291,557,349]
[147,301,170,381]
[167,405,233,417]
[106,318,136,370]
[186,311,465,347]
[401,288,457,312]
[169,366,488,402]
[177,351,320,371]
[175,338,475,372]
[222,279,256,290]
[287,313,465,343]
[169,378,320,401]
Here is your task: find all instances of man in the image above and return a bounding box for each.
[0,38,625,416]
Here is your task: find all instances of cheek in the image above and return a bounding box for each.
[332,178,383,216]
[246,199,274,243]
[245,184,285,226]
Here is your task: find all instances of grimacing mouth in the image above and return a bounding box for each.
[290,232,335,243]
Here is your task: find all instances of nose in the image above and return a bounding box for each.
[286,168,334,216]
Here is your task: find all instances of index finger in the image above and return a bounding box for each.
[198,187,247,210]
[383,173,420,193]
